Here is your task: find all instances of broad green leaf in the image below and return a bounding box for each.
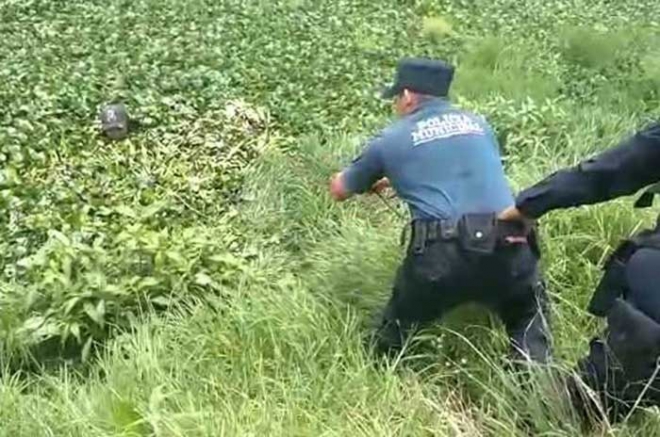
[33,322,60,341]
[138,277,160,290]
[49,230,70,246]
[165,251,186,266]
[15,256,33,269]
[115,205,137,219]
[208,253,244,267]
[81,336,94,363]
[194,272,213,286]
[64,297,81,316]
[96,300,106,320]
[70,323,81,343]
[150,296,171,307]
[141,201,168,219]
[21,316,45,332]
[104,284,128,296]
[84,302,104,326]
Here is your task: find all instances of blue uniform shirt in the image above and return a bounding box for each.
[342,98,514,221]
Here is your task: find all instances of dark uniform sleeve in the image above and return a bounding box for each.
[342,134,386,195]
[516,123,660,219]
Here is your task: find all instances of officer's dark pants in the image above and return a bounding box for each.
[624,248,660,323]
[374,221,551,364]
[572,248,660,424]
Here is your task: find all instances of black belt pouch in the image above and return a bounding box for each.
[457,213,498,254]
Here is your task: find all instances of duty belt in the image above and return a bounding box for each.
[409,219,458,251]
[406,217,530,255]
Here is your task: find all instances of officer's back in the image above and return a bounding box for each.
[341,59,514,222]
[380,98,513,220]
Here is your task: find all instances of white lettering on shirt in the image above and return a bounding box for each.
[411,113,485,146]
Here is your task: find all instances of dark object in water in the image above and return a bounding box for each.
[99,103,130,140]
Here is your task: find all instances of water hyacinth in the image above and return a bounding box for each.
[1,0,660,435]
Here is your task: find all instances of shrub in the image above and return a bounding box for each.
[1,220,256,367]
[453,37,560,102]
[558,27,629,70]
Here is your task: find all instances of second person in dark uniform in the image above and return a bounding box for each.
[499,122,660,424]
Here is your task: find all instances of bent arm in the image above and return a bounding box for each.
[516,123,660,219]
[328,134,386,202]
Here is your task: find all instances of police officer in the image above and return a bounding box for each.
[498,122,660,423]
[329,58,552,364]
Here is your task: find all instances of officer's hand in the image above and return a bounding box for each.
[370,177,390,194]
[329,172,352,201]
[499,206,537,241]
[498,206,526,221]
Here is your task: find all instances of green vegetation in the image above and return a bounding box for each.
[1,0,660,435]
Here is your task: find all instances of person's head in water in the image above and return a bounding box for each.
[380,58,455,117]
[99,103,130,140]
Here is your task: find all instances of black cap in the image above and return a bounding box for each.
[381,58,455,99]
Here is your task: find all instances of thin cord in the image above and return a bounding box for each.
[375,191,405,220]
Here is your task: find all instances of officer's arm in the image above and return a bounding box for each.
[329,135,386,202]
[515,123,660,219]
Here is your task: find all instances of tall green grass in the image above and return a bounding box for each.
[2,134,660,435]
[2,0,660,435]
